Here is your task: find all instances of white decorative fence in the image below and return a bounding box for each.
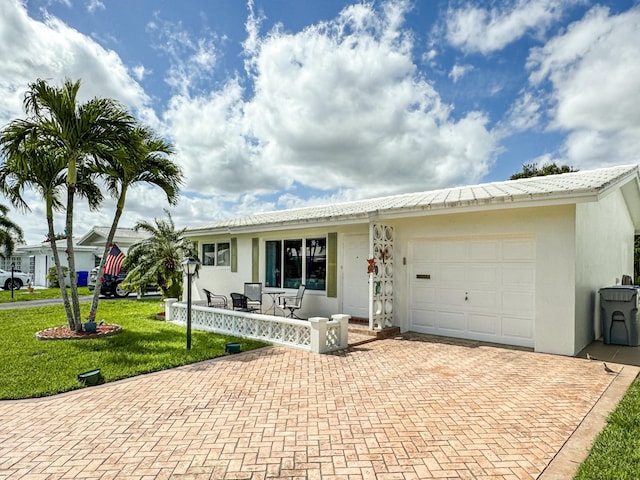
[164,299,350,354]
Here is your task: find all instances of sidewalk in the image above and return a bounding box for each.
[0,295,94,310]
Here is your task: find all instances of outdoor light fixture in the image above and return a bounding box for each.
[181,256,200,350]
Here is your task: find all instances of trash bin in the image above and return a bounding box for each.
[77,271,89,287]
[599,286,640,346]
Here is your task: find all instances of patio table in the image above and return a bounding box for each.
[264,290,284,315]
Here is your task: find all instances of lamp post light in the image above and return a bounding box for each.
[181,256,199,350]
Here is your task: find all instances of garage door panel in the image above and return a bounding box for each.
[468,265,498,284]
[502,316,533,340]
[409,237,535,348]
[439,288,467,307]
[411,284,436,306]
[440,264,466,283]
[467,289,499,309]
[502,292,534,313]
[468,313,498,335]
[440,242,467,261]
[502,264,535,287]
[438,311,466,332]
[410,309,437,328]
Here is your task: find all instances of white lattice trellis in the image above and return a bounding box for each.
[370,223,394,329]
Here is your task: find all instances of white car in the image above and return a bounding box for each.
[0,269,32,290]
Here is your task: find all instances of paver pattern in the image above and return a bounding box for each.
[0,335,615,479]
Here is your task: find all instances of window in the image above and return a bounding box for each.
[265,237,326,291]
[0,256,22,271]
[305,238,326,290]
[202,242,230,266]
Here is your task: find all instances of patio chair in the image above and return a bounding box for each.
[277,284,306,319]
[203,288,227,308]
[230,292,255,312]
[244,282,263,313]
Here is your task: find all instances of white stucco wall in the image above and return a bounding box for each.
[189,224,368,317]
[187,197,635,357]
[575,189,635,352]
[388,205,577,355]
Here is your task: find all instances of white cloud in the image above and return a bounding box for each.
[445,0,582,54]
[1,0,499,245]
[504,91,543,132]
[0,0,152,126]
[146,15,218,97]
[131,65,150,81]
[87,0,105,13]
[525,5,640,168]
[449,63,474,82]
[160,0,498,213]
[0,0,157,243]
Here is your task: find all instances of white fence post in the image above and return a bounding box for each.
[308,317,328,353]
[332,314,351,349]
[164,298,178,322]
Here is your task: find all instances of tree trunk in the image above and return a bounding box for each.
[65,160,82,331]
[47,211,74,329]
[88,202,125,321]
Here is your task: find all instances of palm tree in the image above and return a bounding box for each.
[0,78,134,331]
[0,140,103,326]
[0,204,24,259]
[121,211,194,299]
[87,126,183,321]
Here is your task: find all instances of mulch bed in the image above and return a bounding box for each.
[35,324,122,340]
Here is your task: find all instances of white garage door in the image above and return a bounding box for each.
[409,236,535,348]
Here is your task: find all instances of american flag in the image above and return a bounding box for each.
[104,244,125,276]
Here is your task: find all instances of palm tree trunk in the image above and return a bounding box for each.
[65,182,82,331]
[46,210,74,328]
[88,202,125,321]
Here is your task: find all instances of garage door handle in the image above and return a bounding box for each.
[416,274,430,279]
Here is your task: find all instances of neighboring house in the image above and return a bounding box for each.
[185,164,640,356]
[13,227,148,287]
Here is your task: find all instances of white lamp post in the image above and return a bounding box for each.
[181,256,199,350]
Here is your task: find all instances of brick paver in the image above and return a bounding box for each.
[0,335,619,479]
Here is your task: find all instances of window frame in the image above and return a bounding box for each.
[265,236,327,291]
[202,242,231,267]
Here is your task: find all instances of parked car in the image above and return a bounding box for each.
[0,269,32,290]
[88,268,131,298]
[88,268,158,297]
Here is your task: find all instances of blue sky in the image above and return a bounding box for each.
[2,0,640,244]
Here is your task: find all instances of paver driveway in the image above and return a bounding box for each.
[0,335,622,479]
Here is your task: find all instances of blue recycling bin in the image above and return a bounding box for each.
[77,271,89,287]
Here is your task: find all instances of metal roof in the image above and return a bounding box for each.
[187,164,639,234]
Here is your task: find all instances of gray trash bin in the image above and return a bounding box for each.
[599,286,640,346]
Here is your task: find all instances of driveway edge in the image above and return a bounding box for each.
[538,363,640,479]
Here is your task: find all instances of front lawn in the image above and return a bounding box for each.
[0,287,92,303]
[0,299,267,399]
[574,375,640,478]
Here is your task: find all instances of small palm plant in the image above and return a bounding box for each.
[121,211,196,299]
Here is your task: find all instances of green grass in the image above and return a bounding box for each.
[0,299,267,399]
[575,375,640,479]
[0,287,92,303]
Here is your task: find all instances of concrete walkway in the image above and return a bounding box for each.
[1,333,636,480]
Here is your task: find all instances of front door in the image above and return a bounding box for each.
[341,234,369,318]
